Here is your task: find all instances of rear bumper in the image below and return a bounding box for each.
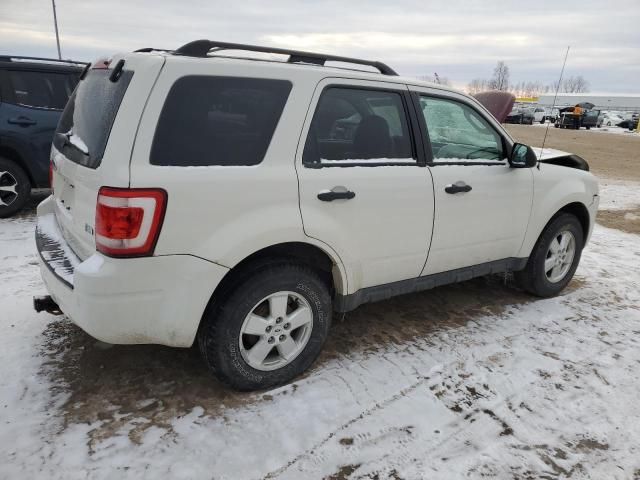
[36,196,229,347]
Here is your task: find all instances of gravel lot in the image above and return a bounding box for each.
[1,128,639,479]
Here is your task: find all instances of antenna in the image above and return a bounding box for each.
[540,46,570,163]
[51,0,62,60]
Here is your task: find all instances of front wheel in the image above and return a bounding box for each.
[0,157,31,218]
[198,262,332,391]
[515,213,584,297]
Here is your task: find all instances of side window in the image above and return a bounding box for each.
[419,96,505,162]
[151,76,292,167]
[7,70,74,109]
[303,87,415,165]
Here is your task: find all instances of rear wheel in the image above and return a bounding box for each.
[198,262,332,391]
[516,213,583,297]
[0,157,31,218]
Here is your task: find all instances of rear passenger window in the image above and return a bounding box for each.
[151,76,292,166]
[303,87,415,165]
[7,70,75,109]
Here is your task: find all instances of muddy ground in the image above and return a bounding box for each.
[505,124,640,182]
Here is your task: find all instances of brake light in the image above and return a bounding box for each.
[91,57,112,70]
[95,187,167,257]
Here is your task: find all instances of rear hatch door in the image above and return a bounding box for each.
[50,53,165,260]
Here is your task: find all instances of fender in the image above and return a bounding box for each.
[518,163,598,258]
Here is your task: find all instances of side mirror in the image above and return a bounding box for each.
[509,143,537,168]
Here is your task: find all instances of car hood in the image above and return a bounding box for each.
[531,147,589,171]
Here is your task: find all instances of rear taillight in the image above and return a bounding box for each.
[95,187,167,257]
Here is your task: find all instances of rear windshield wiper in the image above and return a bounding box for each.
[55,131,89,157]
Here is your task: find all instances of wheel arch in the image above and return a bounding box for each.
[196,241,346,342]
[556,202,590,241]
[520,200,591,260]
[0,145,35,185]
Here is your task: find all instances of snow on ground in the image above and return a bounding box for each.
[598,181,640,210]
[1,185,640,479]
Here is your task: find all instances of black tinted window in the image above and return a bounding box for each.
[54,69,133,169]
[8,70,77,109]
[151,76,292,166]
[303,87,414,164]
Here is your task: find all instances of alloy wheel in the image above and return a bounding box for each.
[239,291,313,371]
[0,170,19,207]
[544,230,576,283]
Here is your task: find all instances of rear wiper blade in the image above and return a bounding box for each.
[55,131,89,156]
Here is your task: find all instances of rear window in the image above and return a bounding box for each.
[150,76,292,166]
[54,69,133,169]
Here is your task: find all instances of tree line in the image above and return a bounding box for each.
[465,61,590,96]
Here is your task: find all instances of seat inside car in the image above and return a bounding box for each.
[353,114,391,159]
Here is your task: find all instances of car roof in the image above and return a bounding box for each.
[0,56,86,72]
[143,50,460,95]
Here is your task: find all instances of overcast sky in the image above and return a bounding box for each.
[1,0,638,93]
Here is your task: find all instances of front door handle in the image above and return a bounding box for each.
[445,181,472,194]
[317,186,356,202]
[8,116,37,126]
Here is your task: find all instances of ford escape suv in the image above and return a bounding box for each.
[35,40,599,391]
[0,55,85,217]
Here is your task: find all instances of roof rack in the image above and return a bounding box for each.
[134,47,173,54]
[172,40,398,76]
[0,55,89,66]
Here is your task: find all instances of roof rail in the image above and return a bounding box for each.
[172,40,398,76]
[0,55,89,66]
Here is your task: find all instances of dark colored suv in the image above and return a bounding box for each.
[0,56,85,217]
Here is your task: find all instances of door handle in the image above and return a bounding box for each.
[8,116,37,126]
[445,182,472,194]
[317,186,356,202]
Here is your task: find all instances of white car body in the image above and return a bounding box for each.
[602,113,624,126]
[37,47,600,350]
[533,107,546,123]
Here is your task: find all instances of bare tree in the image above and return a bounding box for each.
[466,78,488,94]
[489,61,510,91]
[562,75,590,93]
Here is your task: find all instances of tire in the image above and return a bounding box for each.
[540,119,545,124]
[0,157,31,218]
[586,126,591,130]
[198,262,332,391]
[515,213,584,298]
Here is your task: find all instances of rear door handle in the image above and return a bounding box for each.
[8,116,37,126]
[317,186,356,202]
[445,181,472,194]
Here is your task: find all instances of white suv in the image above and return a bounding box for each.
[35,40,599,390]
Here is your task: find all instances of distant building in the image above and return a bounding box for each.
[537,94,640,112]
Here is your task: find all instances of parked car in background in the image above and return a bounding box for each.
[0,56,85,217]
[34,41,600,391]
[581,109,601,130]
[618,118,639,130]
[505,107,535,124]
[533,107,546,124]
[602,112,624,126]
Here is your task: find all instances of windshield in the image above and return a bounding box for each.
[53,69,133,168]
